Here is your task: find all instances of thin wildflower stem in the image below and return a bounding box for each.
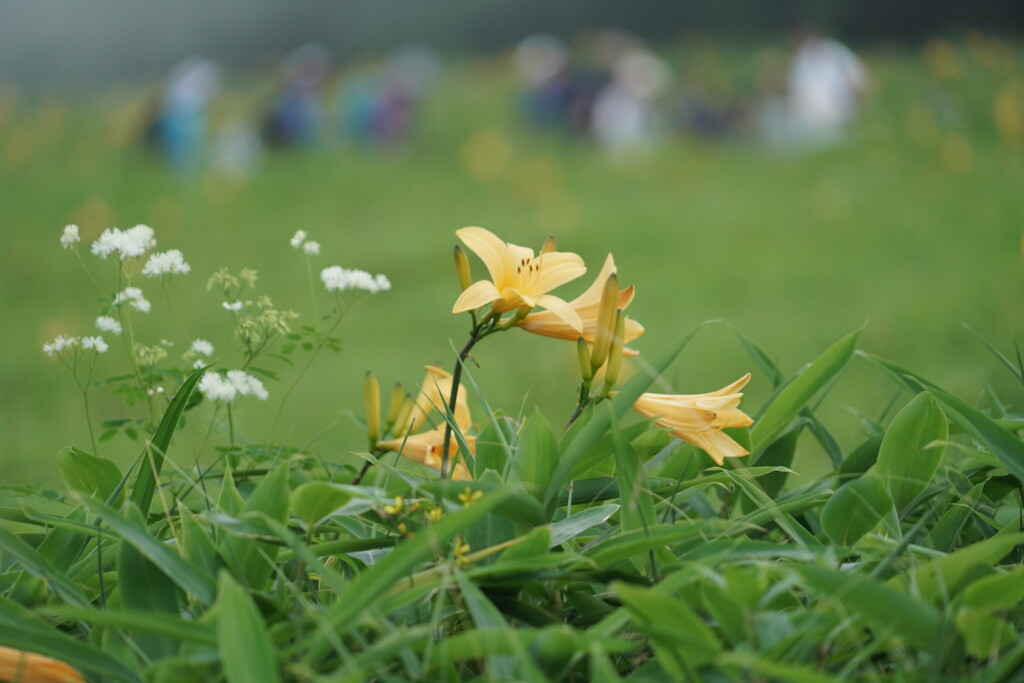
[227,403,236,470]
[306,256,321,333]
[74,250,107,297]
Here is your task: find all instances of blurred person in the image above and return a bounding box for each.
[148,57,220,171]
[590,48,671,152]
[786,28,868,145]
[513,35,572,127]
[262,44,331,148]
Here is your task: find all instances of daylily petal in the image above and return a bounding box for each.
[499,287,536,311]
[571,254,618,309]
[0,645,85,683]
[457,227,512,287]
[530,251,587,294]
[453,279,502,313]
[535,294,584,333]
[379,425,474,481]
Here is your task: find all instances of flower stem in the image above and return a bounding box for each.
[440,324,490,478]
[306,256,321,333]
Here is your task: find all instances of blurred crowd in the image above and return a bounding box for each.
[141,28,875,176]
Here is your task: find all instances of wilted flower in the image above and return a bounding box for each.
[91,224,156,260]
[290,230,308,249]
[320,266,391,293]
[142,249,191,277]
[95,315,122,334]
[114,287,151,313]
[60,224,80,249]
[632,374,754,465]
[303,240,321,255]
[452,226,586,331]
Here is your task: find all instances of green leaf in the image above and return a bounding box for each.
[179,506,224,579]
[615,582,721,671]
[80,497,216,605]
[747,424,800,499]
[0,525,91,607]
[118,507,181,659]
[925,482,984,553]
[290,481,353,529]
[751,328,860,457]
[219,463,291,589]
[887,533,1024,603]
[454,569,518,679]
[511,410,560,501]
[41,606,216,645]
[932,390,1024,485]
[717,651,842,683]
[796,566,943,648]
[217,571,281,683]
[874,392,948,512]
[474,414,516,476]
[549,504,618,547]
[129,364,209,516]
[545,328,702,507]
[838,432,884,479]
[820,477,893,545]
[57,447,123,506]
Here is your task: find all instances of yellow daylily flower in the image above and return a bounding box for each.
[378,424,474,481]
[519,253,645,356]
[633,374,754,465]
[400,365,471,436]
[452,226,587,332]
[0,645,84,683]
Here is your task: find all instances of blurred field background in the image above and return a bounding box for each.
[2,15,1024,484]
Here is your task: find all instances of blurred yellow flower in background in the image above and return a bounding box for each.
[0,645,84,683]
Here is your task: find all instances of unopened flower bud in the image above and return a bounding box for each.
[591,272,619,370]
[453,245,472,292]
[384,381,405,434]
[541,235,557,254]
[576,337,593,383]
[392,394,416,437]
[603,310,626,390]
[364,371,381,445]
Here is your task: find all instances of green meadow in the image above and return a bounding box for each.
[3,39,1022,483]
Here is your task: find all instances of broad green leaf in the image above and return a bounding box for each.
[216,572,281,683]
[474,413,517,476]
[0,525,91,607]
[511,410,560,501]
[797,566,943,648]
[219,463,290,589]
[751,328,860,456]
[838,432,884,479]
[925,482,984,553]
[304,489,513,665]
[0,596,142,682]
[549,504,618,547]
[888,533,1024,603]
[585,519,731,566]
[499,525,551,561]
[961,565,1024,612]
[746,424,800,500]
[615,582,721,670]
[545,328,702,507]
[454,569,518,679]
[35,505,89,573]
[290,481,353,529]
[118,506,180,659]
[820,477,893,545]
[40,606,216,645]
[80,497,216,605]
[129,364,209,517]
[874,392,947,512]
[957,567,1024,659]
[178,506,223,579]
[57,447,123,506]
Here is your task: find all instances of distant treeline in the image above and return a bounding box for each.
[1,0,1022,85]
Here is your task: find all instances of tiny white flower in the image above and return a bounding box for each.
[43,334,79,356]
[95,315,122,334]
[115,287,151,313]
[60,224,80,249]
[193,359,206,370]
[142,249,190,277]
[190,339,214,356]
[290,230,308,249]
[198,373,237,402]
[320,266,391,294]
[222,300,244,311]
[303,240,321,255]
[227,370,269,400]
[81,336,109,353]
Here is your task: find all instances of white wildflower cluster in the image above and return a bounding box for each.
[115,287,151,313]
[60,224,80,250]
[42,334,108,356]
[95,315,122,335]
[142,249,191,277]
[222,300,245,311]
[91,224,156,260]
[290,230,321,255]
[191,339,214,356]
[198,370,269,403]
[320,266,391,294]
